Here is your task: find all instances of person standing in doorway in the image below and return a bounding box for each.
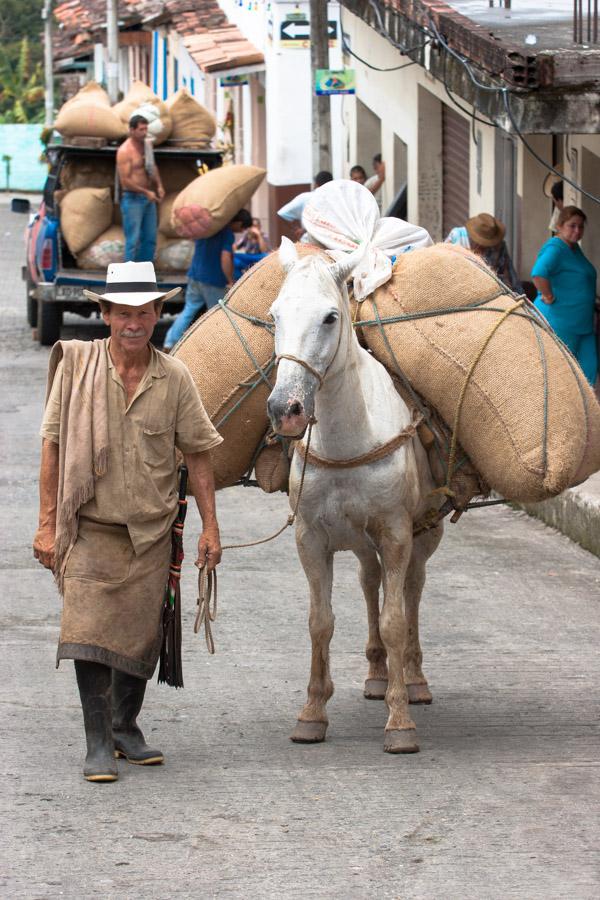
[532,206,597,386]
[116,115,165,262]
[350,156,386,196]
[163,209,252,352]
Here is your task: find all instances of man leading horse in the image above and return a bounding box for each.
[33,261,222,783]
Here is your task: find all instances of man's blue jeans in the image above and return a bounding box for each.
[163,279,224,349]
[120,192,157,262]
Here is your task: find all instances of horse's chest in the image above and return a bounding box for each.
[298,467,403,549]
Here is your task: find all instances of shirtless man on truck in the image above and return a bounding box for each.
[116,115,165,262]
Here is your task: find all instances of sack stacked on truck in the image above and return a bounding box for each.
[60,157,116,192]
[60,187,113,255]
[77,225,125,269]
[155,235,194,272]
[113,80,172,145]
[54,82,127,141]
[158,192,180,238]
[171,164,266,240]
[357,243,600,502]
[165,88,216,147]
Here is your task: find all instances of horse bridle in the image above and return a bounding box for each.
[274,307,346,390]
[275,353,325,388]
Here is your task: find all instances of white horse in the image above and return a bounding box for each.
[267,239,443,754]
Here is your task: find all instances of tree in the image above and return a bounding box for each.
[0,0,45,44]
[0,0,45,121]
[0,37,45,123]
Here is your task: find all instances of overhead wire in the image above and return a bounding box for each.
[501,90,600,205]
[362,0,600,206]
[340,7,424,72]
[367,0,430,56]
[440,43,499,128]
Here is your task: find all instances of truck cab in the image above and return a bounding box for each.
[24,142,223,345]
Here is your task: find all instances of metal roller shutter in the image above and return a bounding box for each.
[442,105,470,237]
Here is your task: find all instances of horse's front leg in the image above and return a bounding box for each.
[404,524,443,705]
[356,548,387,700]
[290,522,335,744]
[378,519,419,754]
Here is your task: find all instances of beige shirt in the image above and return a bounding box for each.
[41,339,222,555]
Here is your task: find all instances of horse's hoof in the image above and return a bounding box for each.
[384,729,420,754]
[407,683,432,705]
[290,720,328,743]
[364,678,388,700]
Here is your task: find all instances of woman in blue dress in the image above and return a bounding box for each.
[532,205,597,385]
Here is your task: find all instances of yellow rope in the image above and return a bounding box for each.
[437,298,525,498]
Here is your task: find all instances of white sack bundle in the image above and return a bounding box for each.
[302,179,432,301]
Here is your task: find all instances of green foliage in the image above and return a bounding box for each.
[0,37,45,123]
[0,0,45,122]
[0,0,45,43]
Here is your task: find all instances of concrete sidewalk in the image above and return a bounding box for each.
[522,473,600,558]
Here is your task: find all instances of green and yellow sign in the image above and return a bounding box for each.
[315,69,355,96]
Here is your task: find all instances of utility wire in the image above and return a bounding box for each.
[365,0,600,205]
[440,46,499,127]
[340,8,424,71]
[367,0,430,56]
[501,91,600,205]
[342,38,420,72]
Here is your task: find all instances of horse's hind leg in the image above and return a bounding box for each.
[404,525,443,705]
[290,525,334,744]
[357,548,387,700]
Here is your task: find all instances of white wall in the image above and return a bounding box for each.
[216,0,344,186]
[516,134,552,277]
[565,133,600,274]
[340,11,497,227]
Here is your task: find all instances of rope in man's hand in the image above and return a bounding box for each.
[194,562,217,654]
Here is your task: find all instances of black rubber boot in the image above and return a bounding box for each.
[74,660,118,783]
[112,671,164,766]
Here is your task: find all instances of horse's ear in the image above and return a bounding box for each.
[329,244,368,287]
[279,236,299,274]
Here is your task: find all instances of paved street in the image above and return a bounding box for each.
[2,203,600,899]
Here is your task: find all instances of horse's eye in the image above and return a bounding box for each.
[323,313,337,325]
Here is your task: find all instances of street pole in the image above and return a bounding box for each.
[42,0,54,128]
[106,0,119,103]
[310,0,331,175]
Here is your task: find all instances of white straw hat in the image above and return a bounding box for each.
[83,261,181,305]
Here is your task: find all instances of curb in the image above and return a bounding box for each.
[520,475,600,558]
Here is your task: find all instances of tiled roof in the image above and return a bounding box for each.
[181,28,264,74]
[53,0,157,61]
[167,2,264,73]
[53,0,264,74]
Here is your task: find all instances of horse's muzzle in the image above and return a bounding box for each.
[267,393,311,437]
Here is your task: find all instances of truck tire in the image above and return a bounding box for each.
[38,300,63,346]
[26,276,38,328]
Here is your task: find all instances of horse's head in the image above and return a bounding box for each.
[267,238,361,437]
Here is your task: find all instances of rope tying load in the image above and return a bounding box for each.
[295,412,424,469]
[172,243,600,520]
